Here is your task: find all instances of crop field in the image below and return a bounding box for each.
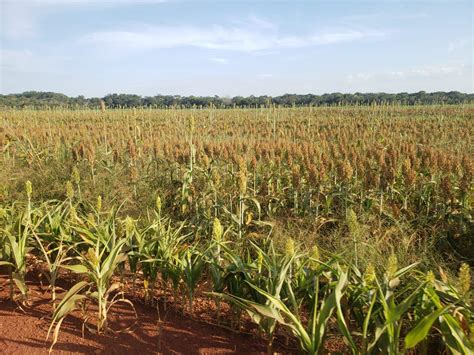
[0,105,473,353]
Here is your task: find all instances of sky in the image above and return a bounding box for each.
[1,0,473,97]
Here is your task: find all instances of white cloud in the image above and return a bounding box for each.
[83,21,385,52]
[448,38,469,52]
[253,50,280,57]
[343,63,472,93]
[341,12,429,22]
[347,64,469,85]
[347,73,373,82]
[257,74,273,79]
[410,65,462,76]
[245,15,277,30]
[209,57,228,64]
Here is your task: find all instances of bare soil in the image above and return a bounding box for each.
[0,272,291,354]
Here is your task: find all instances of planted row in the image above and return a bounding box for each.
[1,187,472,353]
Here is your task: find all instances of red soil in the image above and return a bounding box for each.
[0,273,290,354]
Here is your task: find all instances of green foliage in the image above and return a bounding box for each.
[1,91,473,109]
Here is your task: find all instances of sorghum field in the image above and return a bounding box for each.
[0,105,473,354]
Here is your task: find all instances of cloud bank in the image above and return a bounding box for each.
[83,22,386,52]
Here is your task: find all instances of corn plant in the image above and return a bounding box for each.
[223,263,351,354]
[178,247,205,314]
[122,215,142,289]
[214,243,295,353]
[0,190,46,302]
[32,208,73,309]
[139,220,187,304]
[0,205,15,300]
[218,243,256,329]
[205,218,227,322]
[48,232,134,351]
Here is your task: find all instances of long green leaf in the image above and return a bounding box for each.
[405,306,448,349]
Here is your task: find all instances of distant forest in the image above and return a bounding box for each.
[1,91,473,109]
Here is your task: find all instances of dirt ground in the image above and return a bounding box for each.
[0,273,291,354]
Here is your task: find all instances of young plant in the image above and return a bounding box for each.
[32,201,77,309]
[215,243,295,354]
[1,184,46,302]
[222,263,351,355]
[48,235,135,351]
[179,247,205,315]
[139,220,187,305]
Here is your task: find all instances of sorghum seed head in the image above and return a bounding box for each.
[238,157,248,195]
[86,248,100,267]
[71,166,80,185]
[346,208,360,238]
[458,263,471,295]
[155,195,162,213]
[125,216,134,236]
[386,254,398,279]
[212,217,223,242]
[308,245,320,270]
[25,180,32,199]
[66,181,74,199]
[69,206,77,221]
[284,238,295,257]
[364,263,376,287]
[426,270,435,285]
[96,195,102,212]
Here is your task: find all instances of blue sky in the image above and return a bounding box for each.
[1,0,472,97]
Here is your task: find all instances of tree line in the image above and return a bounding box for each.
[0,91,473,109]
